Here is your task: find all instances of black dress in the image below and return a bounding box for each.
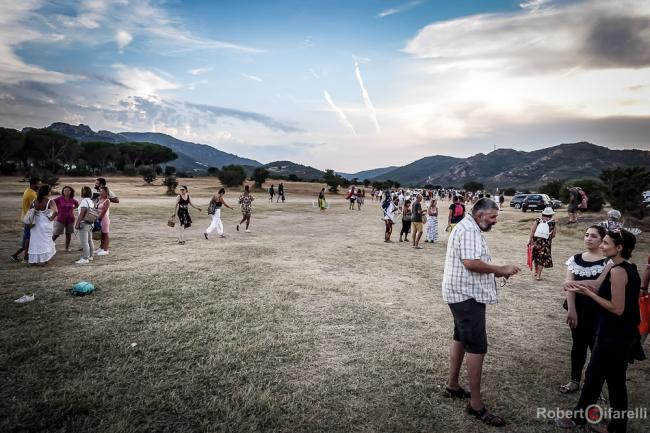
[177,195,192,228]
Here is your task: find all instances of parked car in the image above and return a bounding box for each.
[549,197,562,209]
[522,194,552,212]
[509,194,529,209]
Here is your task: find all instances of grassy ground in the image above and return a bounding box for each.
[1,177,648,433]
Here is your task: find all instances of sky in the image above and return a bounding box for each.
[1,0,649,173]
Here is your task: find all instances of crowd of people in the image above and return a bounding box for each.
[8,178,649,432]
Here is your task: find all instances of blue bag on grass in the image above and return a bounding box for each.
[70,281,95,296]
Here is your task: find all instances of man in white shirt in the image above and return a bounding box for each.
[441,198,520,427]
[92,178,119,204]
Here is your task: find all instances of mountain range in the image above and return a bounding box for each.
[41,123,650,188]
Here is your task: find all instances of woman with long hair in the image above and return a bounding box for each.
[172,185,201,244]
[399,199,412,242]
[52,185,78,252]
[559,225,609,395]
[96,186,111,255]
[28,185,58,264]
[557,230,645,432]
[205,188,233,239]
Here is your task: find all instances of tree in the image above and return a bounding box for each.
[560,178,607,212]
[217,164,246,187]
[394,181,401,189]
[164,174,178,196]
[463,181,484,192]
[323,169,341,193]
[423,184,434,190]
[363,179,371,187]
[599,167,650,217]
[81,141,120,173]
[140,167,156,184]
[165,166,177,176]
[538,180,564,199]
[251,167,269,188]
[207,166,219,176]
[503,188,516,196]
[24,129,79,173]
[288,174,300,182]
[0,127,24,166]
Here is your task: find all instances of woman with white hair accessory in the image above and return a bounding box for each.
[528,207,557,281]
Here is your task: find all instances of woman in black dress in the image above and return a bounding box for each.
[557,230,645,432]
[560,225,609,394]
[171,185,201,244]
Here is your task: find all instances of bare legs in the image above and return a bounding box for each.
[447,340,486,411]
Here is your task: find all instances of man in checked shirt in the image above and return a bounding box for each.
[441,198,520,427]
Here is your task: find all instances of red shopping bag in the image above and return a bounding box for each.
[639,293,650,336]
[526,244,533,271]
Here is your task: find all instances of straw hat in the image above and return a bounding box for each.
[542,207,555,216]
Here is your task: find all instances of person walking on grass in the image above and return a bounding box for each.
[425,199,439,243]
[383,194,399,243]
[277,182,285,203]
[52,185,78,252]
[442,198,520,427]
[28,185,58,265]
[268,184,275,202]
[318,188,327,211]
[399,199,412,242]
[74,186,96,265]
[11,177,41,263]
[348,186,356,210]
[237,185,254,233]
[528,207,557,281]
[559,225,610,395]
[205,188,233,239]
[567,186,580,224]
[411,194,424,249]
[357,187,364,210]
[447,195,466,233]
[557,230,645,433]
[96,186,116,254]
[171,185,201,245]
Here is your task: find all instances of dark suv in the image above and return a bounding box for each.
[509,194,528,209]
[522,194,551,212]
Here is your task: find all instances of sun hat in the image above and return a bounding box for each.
[607,209,621,219]
[542,207,555,216]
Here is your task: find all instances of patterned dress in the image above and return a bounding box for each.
[532,218,555,268]
[426,208,439,242]
[177,195,192,228]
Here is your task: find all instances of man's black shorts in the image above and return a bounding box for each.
[449,298,487,354]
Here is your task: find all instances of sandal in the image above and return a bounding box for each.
[444,386,471,399]
[559,381,580,394]
[554,415,577,429]
[466,404,506,427]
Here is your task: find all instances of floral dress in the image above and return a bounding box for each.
[532,218,555,268]
[177,195,192,228]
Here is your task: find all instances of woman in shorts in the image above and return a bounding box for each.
[52,185,78,252]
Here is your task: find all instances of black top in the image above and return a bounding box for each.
[563,254,606,314]
[597,261,641,341]
[412,202,423,222]
[178,195,189,208]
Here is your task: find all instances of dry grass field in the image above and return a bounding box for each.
[1,177,648,433]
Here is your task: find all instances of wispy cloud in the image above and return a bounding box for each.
[188,67,213,76]
[519,0,553,12]
[112,64,178,95]
[323,90,357,136]
[184,102,301,133]
[241,73,263,82]
[354,60,381,136]
[115,30,133,51]
[377,1,424,18]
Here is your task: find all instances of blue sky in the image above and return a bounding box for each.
[1,0,649,172]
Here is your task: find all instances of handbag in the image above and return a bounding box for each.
[167,215,176,227]
[526,244,533,271]
[23,208,36,228]
[639,292,650,336]
[83,206,99,224]
[422,214,428,224]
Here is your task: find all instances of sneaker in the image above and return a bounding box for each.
[14,294,35,304]
[75,258,89,264]
[96,250,109,256]
[88,257,94,261]
[94,248,104,254]
[245,229,251,233]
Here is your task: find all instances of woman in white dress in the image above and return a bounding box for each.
[28,185,58,264]
[425,199,439,243]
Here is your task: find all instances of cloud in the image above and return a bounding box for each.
[323,90,357,136]
[184,102,301,133]
[519,0,553,11]
[188,67,213,76]
[116,30,133,51]
[112,64,178,96]
[404,0,650,73]
[241,73,263,82]
[309,69,320,79]
[354,60,381,136]
[377,1,423,18]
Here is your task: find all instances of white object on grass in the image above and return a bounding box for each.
[14,294,35,304]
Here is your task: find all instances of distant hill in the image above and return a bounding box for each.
[371,155,462,185]
[262,160,325,180]
[338,166,398,181]
[426,142,650,189]
[45,123,261,172]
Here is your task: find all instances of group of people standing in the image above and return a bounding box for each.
[11,177,118,265]
[438,197,647,432]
